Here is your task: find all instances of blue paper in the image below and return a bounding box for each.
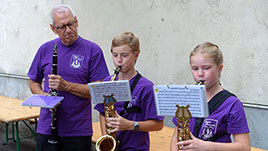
[22,95,64,108]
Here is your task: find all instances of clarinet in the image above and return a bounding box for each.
[48,43,59,144]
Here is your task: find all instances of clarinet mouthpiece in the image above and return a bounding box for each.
[53,43,57,50]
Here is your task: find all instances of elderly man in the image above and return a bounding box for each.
[28,4,109,151]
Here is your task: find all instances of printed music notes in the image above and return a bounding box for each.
[153,85,209,118]
[88,80,132,104]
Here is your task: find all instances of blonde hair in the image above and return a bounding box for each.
[111,32,140,53]
[190,42,223,68]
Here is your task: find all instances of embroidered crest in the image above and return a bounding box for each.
[70,54,84,69]
[127,96,138,108]
[200,119,218,140]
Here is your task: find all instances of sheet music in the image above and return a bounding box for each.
[88,80,132,104]
[21,95,64,108]
[153,85,208,118]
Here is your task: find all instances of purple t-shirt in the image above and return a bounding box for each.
[28,36,109,137]
[94,72,164,151]
[172,91,249,142]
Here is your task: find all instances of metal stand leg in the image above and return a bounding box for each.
[3,123,9,145]
[15,121,20,151]
[22,121,35,134]
[35,118,38,151]
[12,123,16,142]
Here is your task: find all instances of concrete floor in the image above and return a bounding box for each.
[0,123,96,151]
[0,134,96,151]
[0,133,36,151]
[0,122,35,151]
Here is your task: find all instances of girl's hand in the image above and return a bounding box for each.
[106,110,134,132]
[176,133,209,151]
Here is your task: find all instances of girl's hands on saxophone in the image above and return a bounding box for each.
[106,110,134,133]
[176,133,209,151]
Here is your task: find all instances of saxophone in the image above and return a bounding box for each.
[175,81,204,149]
[96,66,121,151]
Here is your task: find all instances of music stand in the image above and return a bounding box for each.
[88,80,132,104]
[22,95,64,108]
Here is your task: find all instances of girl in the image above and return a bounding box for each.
[170,42,250,151]
[94,32,164,151]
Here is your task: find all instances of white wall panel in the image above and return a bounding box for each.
[1,0,267,105]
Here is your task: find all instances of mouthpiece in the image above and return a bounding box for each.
[196,81,205,85]
[53,43,57,50]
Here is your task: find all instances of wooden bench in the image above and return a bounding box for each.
[252,147,268,151]
[92,122,267,151]
[0,95,40,151]
[26,118,39,124]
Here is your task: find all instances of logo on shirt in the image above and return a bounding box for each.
[200,119,218,140]
[127,96,138,108]
[70,54,84,69]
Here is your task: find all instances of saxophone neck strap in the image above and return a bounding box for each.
[130,73,142,93]
[119,73,142,116]
[193,90,236,141]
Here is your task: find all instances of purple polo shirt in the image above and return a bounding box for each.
[172,92,249,142]
[94,72,164,151]
[28,36,109,137]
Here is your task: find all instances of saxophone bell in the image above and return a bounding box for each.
[96,135,116,151]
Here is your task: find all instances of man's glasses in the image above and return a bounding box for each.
[55,19,77,32]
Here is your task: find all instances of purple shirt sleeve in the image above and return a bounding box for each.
[226,98,250,134]
[28,43,47,82]
[88,43,109,82]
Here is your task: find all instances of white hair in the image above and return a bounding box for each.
[50,4,75,26]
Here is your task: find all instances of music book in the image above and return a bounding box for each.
[21,94,64,108]
[153,85,209,118]
[88,80,132,104]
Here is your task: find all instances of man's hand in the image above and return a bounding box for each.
[48,74,70,91]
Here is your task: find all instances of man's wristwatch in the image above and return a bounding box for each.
[133,121,139,131]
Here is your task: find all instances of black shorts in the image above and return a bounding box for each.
[36,133,92,151]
